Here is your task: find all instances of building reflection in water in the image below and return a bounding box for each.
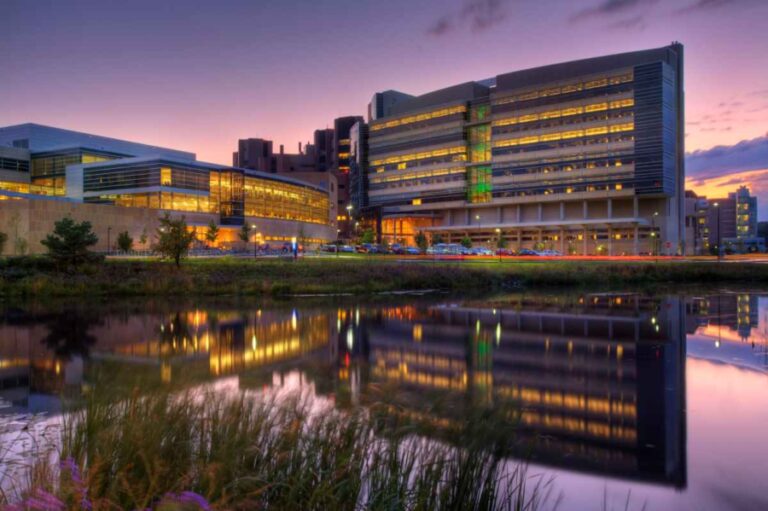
[5,293,768,489]
[334,295,687,488]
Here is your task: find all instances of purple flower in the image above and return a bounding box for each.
[160,491,211,511]
[7,488,66,510]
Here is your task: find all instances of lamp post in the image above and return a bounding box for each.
[346,204,353,237]
[714,202,722,261]
[495,228,501,263]
[650,211,659,262]
[251,224,258,257]
[107,227,111,255]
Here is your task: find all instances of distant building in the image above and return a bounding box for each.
[686,186,763,254]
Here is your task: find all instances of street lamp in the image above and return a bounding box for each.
[251,224,258,257]
[714,202,722,261]
[107,227,112,255]
[495,228,502,263]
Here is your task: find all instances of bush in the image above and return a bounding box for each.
[40,216,102,269]
[361,228,375,244]
[0,231,7,255]
[460,235,472,249]
[205,220,219,246]
[415,231,428,252]
[117,231,133,252]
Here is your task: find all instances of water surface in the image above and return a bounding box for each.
[1,292,767,511]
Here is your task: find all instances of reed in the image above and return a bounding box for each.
[1,389,556,510]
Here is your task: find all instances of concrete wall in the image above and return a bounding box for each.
[0,198,335,255]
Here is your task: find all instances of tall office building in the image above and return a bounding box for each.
[365,44,685,255]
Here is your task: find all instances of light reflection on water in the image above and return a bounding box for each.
[1,293,767,510]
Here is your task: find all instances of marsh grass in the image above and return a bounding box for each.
[2,256,768,297]
[1,388,557,510]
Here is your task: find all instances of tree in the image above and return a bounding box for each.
[117,231,133,252]
[40,216,101,268]
[361,228,375,244]
[415,231,428,253]
[238,223,252,243]
[431,233,444,246]
[460,235,472,249]
[205,220,220,246]
[154,214,196,268]
[139,227,148,246]
[496,235,508,249]
[0,231,7,256]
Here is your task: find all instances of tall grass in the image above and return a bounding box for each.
[3,256,768,297]
[2,389,556,510]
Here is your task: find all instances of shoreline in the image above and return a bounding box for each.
[2,257,768,298]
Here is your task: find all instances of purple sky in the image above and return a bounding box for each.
[3,0,768,209]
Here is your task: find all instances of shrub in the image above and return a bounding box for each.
[0,231,7,255]
[415,231,428,252]
[117,231,133,252]
[154,214,196,268]
[361,228,375,244]
[205,220,219,246]
[238,223,251,243]
[40,216,102,269]
[431,233,444,246]
[460,235,472,249]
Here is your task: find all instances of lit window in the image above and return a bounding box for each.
[412,198,422,205]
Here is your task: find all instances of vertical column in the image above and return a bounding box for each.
[560,202,565,221]
[633,196,639,218]
[497,206,502,224]
[537,203,543,222]
[633,225,639,254]
[607,198,613,219]
[516,204,521,223]
[560,229,565,254]
[583,228,588,255]
[608,227,613,256]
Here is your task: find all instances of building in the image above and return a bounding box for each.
[684,190,709,255]
[363,44,685,254]
[703,185,763,254]
[0,123,336,254]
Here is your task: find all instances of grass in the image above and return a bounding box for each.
[1,388,556,511]
[2,255,768,297]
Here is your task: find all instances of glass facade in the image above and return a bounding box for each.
[83,160,330,226]
[32,149,121,196]
[244,176,330,225]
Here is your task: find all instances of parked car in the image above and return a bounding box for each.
[496,248,516,256]
[320,244,338,253]
[405,246,422,255]
[518,248,539,256]
[340,245,356,253]
[471,247,495,256]
[537,249,562,256]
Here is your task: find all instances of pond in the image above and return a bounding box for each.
[1,291,767,510]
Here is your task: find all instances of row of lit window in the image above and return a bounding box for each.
[493,98,634,127]
[370,145,466,166]
[370,105,467,132]
[369,166,467,184]
[494,123,634,148]
[493,73,634,106]
[497,159,629,178]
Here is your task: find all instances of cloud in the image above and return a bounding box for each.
[686,133,768,181]
[606,15,646,29]
[426,0,509,36]
[427,16,454,36]
[677,0,765,14]
[569,0,656,22]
